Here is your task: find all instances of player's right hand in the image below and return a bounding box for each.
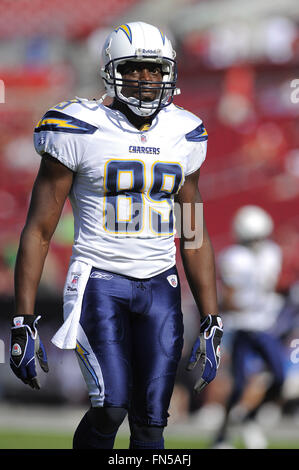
[10,315,49,390]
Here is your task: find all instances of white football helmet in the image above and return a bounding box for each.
[100,22,180,116]
[232,205,274,243]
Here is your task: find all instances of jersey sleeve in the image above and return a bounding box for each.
[184,122,208,176]
[33,109,98,171]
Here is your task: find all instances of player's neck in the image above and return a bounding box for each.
[109,99,159,130]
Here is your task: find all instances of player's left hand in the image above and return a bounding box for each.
[10,315,49,390]
[186,314,223,393]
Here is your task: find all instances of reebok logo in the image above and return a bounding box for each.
[90,272,113,280]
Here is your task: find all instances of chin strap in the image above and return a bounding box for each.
[127,103,157,117]
[97,93,108,104]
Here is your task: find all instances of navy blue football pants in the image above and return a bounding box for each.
[75,265,184,427]
[215,329,285,443]
[231,331,284,403]
[229,330,285,408]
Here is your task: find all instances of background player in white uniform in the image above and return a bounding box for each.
[10,22,223,449]
[213,205,285,448]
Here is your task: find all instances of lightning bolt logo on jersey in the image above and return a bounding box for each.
[34,99,207,278]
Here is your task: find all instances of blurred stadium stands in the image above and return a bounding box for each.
[0,0,299,446]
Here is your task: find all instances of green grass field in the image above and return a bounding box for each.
[0,430,298,449]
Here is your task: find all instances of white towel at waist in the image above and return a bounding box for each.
[51,260,92,349]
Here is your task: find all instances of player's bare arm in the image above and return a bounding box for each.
[11,154,73,388]
[14,154,74,315]
[177,168,223,392]
[176,168,218,318]
[219,283,237,311]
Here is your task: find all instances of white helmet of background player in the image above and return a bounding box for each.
[100,22,180,116]
[232,205,274,243]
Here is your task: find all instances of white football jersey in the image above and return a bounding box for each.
[218,243,284,331]
[34,99,207,278]
[250,239,282,292]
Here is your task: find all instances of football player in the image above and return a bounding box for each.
[10,22,223,449]
[213,206,285,448]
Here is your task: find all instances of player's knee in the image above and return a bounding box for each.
[87,406,127,434]
[130,422,164,442]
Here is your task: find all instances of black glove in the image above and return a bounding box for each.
[10,315,49,390]
[186,314,223,393]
